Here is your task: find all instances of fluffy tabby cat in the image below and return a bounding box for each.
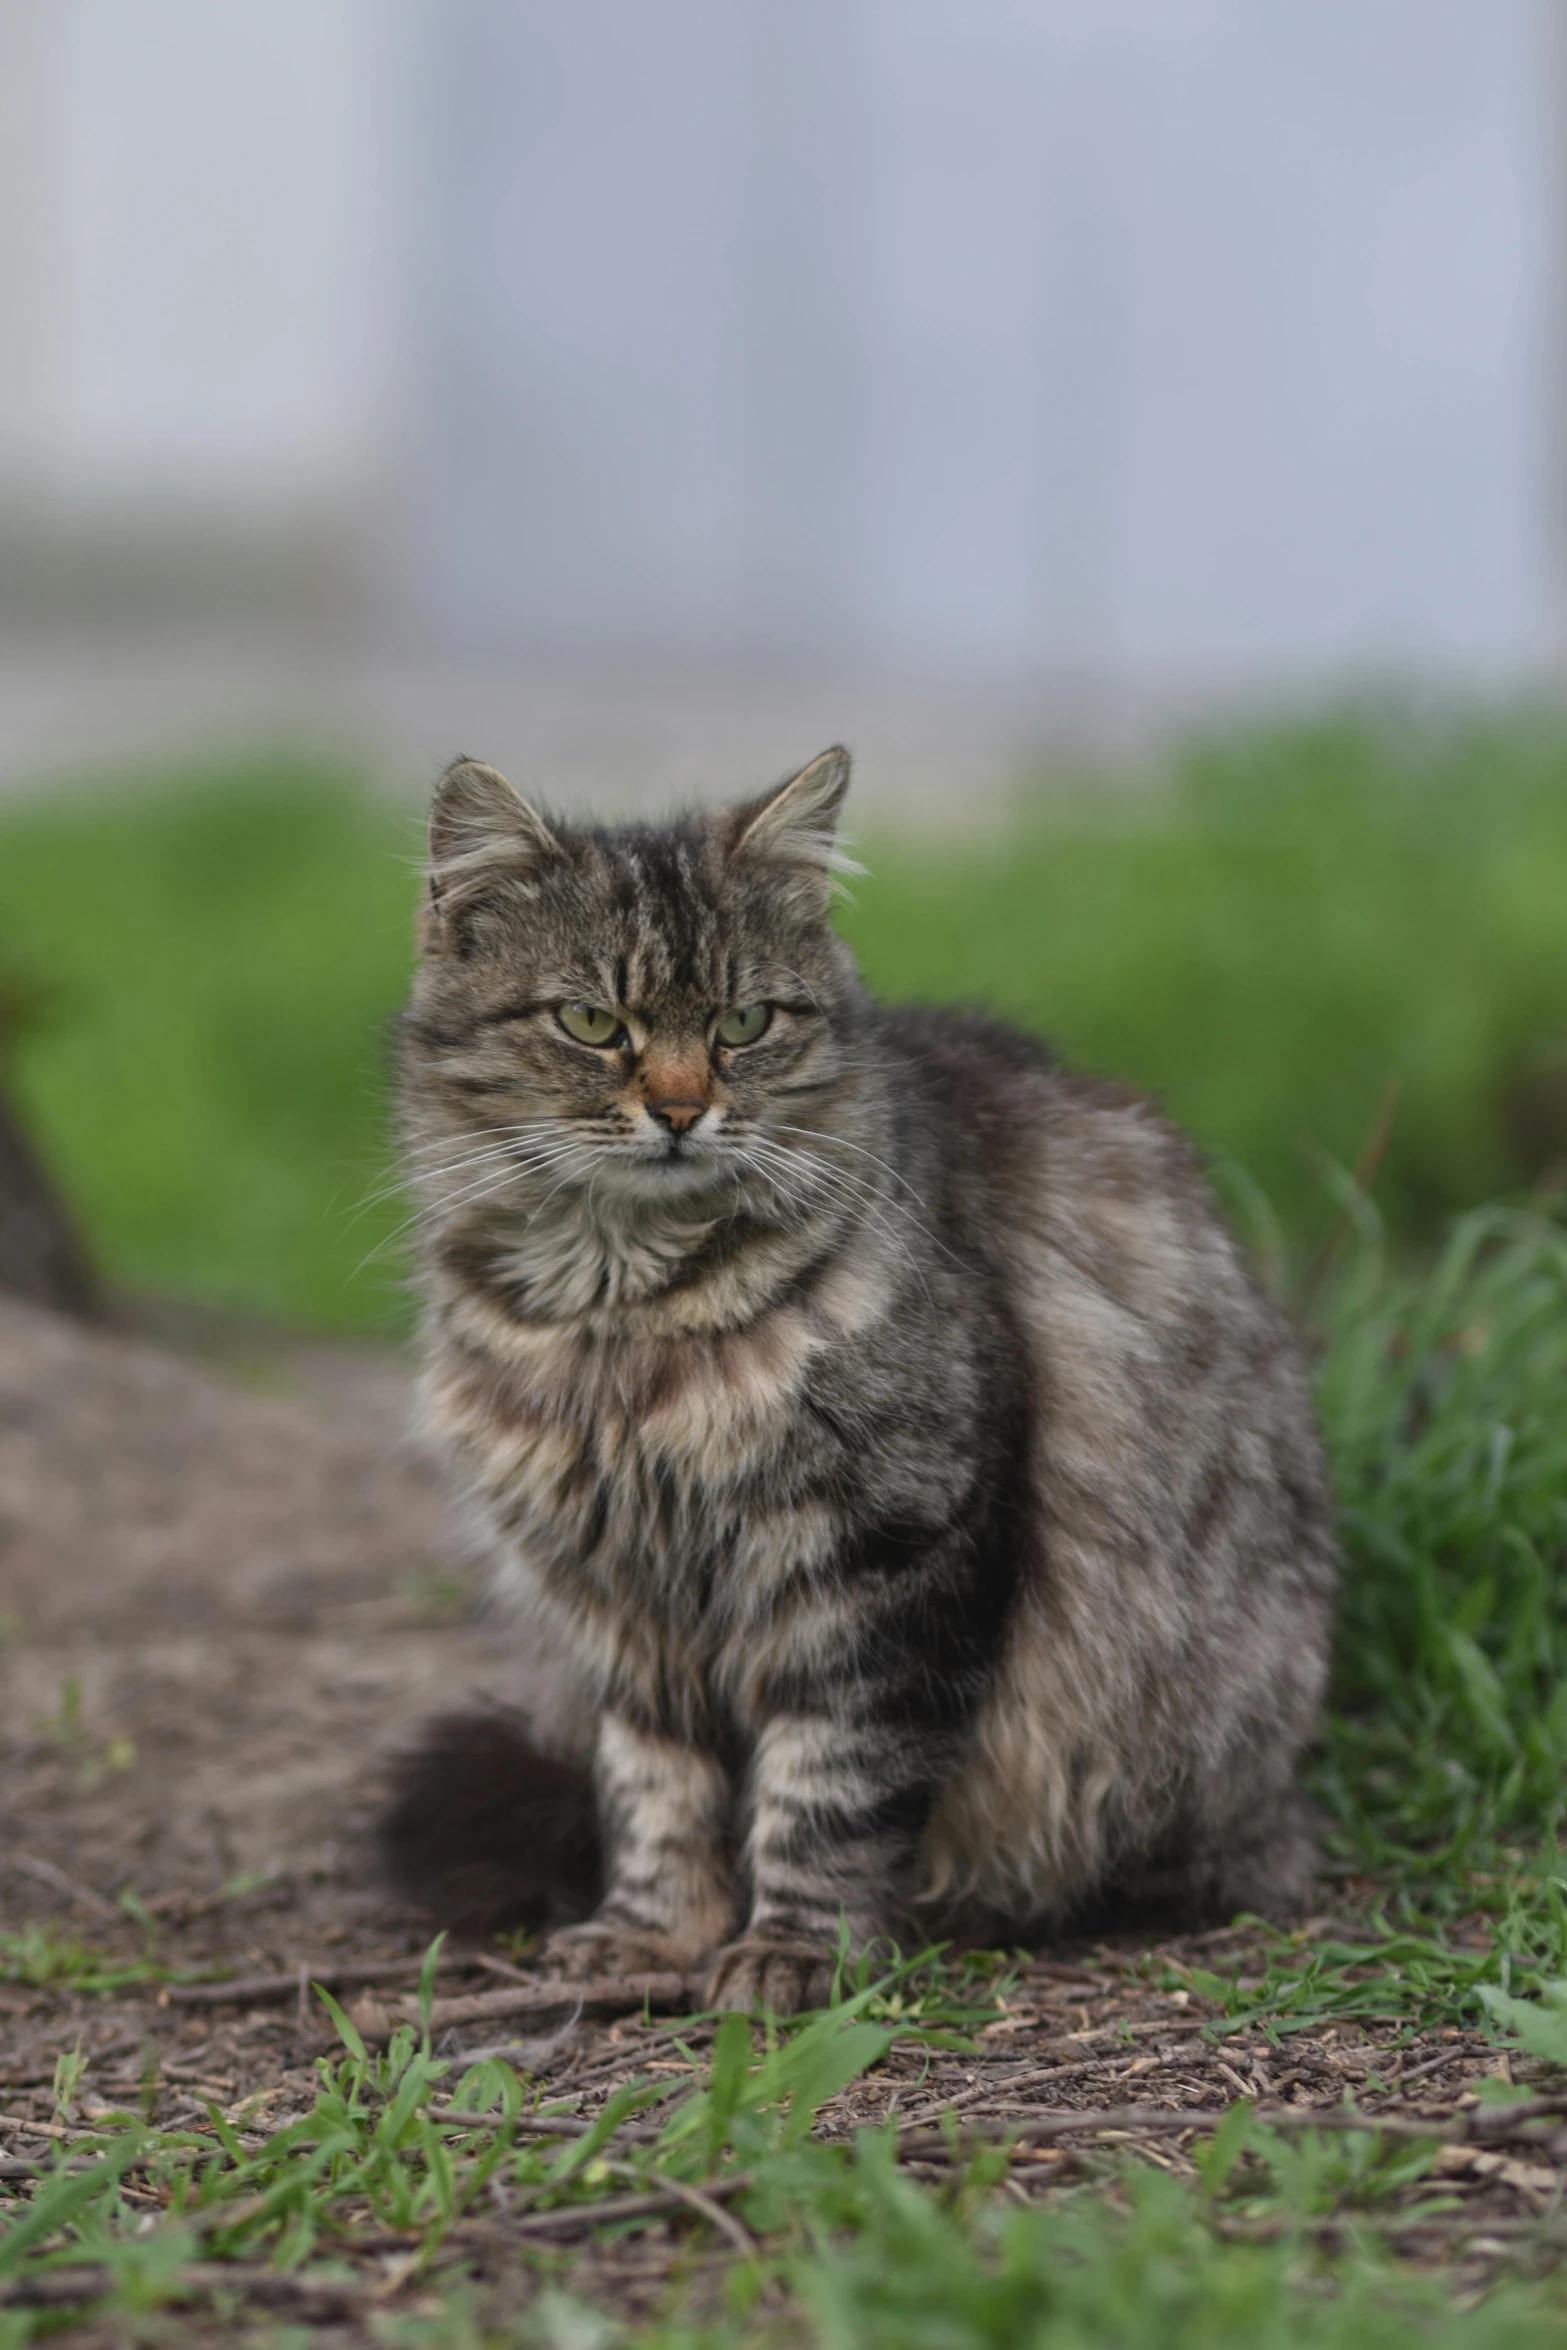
[382,747,1337,2012]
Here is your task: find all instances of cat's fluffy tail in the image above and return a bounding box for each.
[377,1708,601,1936]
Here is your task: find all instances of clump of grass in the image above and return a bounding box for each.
[0,1925,166,2000]
[0,1957,928,2329]
[1315,1206,1567,1890]
[769,2139,1567,2350]
[1151,1881,1567,2044]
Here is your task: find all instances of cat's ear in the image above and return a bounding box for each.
[424,756,560,949]
[729,746,856,915]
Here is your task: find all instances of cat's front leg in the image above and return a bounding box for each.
[545,1713,736,1978]
[706,1711,935,2015]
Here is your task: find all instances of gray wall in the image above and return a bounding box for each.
[0,0,1556,697]
[0,0,394,515]
[411,0,1558,693]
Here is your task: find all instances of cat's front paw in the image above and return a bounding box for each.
[704,1934,835,2017]
[542,1919,699,1982]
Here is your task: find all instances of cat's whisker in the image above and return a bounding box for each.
[358,1140,595,1270]
[352,1160,571,1276]
[400,1119,571,1161]
[741,1130,894,1213]
[410,1143,587,1222]
[517,1155,601,1232]
[770,962,829,1019]
[768,1121,931,1207]
[347,1140,556,1225]
[746,1142,926,1269]
[736,1137,935,1304]
[368,1142,537,1199]
[378,1122,589,1196]
[763,1123,966,1268]
[402,1140,569,1192]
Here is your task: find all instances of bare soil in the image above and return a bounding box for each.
[0,1295,1561,2342]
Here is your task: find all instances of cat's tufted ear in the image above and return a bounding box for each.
[423,757,561,949]
[728,747,856,916]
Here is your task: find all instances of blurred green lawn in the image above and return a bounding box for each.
[5,707,1567,1334]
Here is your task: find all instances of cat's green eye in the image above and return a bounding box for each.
[557,1003,623,1046]
[715,1003,772,1047]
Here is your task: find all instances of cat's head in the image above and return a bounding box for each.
[399,749,879,1230]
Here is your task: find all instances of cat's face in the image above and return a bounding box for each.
[399,750,876,1230]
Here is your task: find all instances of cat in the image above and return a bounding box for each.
[380,747,1338,2013]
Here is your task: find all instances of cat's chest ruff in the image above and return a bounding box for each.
[429,1290,827,1497]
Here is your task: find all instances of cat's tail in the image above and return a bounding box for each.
[377,1708,602,1936]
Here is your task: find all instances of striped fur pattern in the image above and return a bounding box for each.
[390,748,1338,2012]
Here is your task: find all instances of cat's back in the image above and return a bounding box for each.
[883,1002,1231,1302]
[883,1002,1316,1460]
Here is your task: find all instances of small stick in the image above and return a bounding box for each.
[1392,2046,1471,2087]
[380,1974,696,2036]
[0,2112,77,2142]
[505,2170,754,2242]
[895,2057,1109,2129]
[1298,1074,1400,1318]
[1467,2094,1567,2136]
[614,2162,759,2257]
[444,2028,583,2069]
[892,2098,1480,2158]
[0,2262,375,2314]
[428,2099,684,2149]
[431,2106,585,2138]
[6,1854,120,1921]
[165,1955,479,2008]
[474,1952,536,1984]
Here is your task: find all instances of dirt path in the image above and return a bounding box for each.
[0,1295,508,1917]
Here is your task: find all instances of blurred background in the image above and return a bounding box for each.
[4,0,1567,1335]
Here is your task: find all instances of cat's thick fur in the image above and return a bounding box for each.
[382,748,1337,2011]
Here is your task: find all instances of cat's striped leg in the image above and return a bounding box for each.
[706,1710,935,2014]
[546,1713,736,1977]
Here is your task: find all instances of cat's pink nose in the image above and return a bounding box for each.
[650,1098,706,1134]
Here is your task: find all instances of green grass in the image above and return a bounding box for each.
[0,758,421,1331]
[759,2135,1563,2350]
[851,705,1567,1258]
[8,706,1567,1329]
[1319,1209,1567,1886]
[2,1947,1565,2347]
